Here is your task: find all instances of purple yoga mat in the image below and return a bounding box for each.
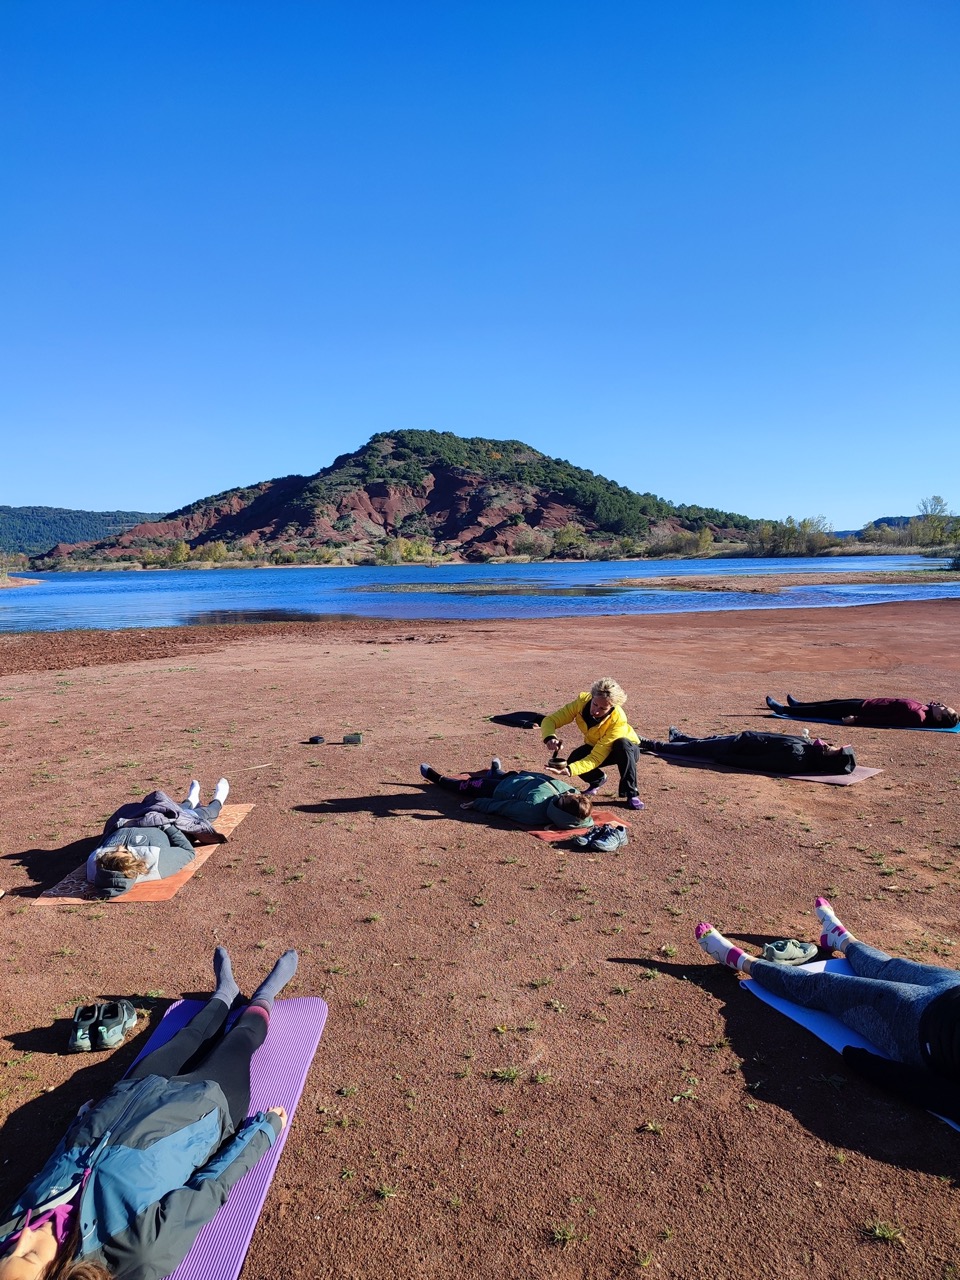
[132,997,327,1280]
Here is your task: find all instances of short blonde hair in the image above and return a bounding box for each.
[590,677,626,707]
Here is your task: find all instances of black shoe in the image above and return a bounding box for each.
[766,695,785,713]
[786,694,799,707]
[636,738,657,752]
[667,726,686,741]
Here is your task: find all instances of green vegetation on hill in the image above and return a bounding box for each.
[320,431,757,538]
[0,505,163,554]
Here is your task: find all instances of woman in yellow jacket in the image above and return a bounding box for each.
[542,677,643,810]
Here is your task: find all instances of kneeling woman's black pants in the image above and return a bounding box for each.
[568,739,640,796]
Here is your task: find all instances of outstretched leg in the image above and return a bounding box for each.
[747,959,935,1065]
[782,697,865,718]
[176,949,298,1128]
[181,778,228,822]
[129,947,240,1081]
[420,765,499,797]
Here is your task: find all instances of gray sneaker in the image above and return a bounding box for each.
[94,999,138,1050]
[587,823,629,852]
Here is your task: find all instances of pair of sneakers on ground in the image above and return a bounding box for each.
[572,823,629,852]
[69,999,137,1052]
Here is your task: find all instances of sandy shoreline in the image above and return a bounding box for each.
[618,568,959,593]
[2,598,959,1277]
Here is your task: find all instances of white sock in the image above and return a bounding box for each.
[815,897,852,953]
[695,922,749,971]
[185,780,201,807]
[213,778,230,803]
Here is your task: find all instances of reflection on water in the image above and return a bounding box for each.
[181,609,361,625]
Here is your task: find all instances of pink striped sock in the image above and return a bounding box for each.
[815,896,851,952]
[695,922,748,971]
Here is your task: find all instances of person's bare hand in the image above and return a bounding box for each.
[841,716,855,724]
[546,765,571,777]
[460,800,475,810]
[267,1106,288,1129]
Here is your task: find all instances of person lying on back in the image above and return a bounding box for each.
[766,694,959,728]
[637,728,856,775]
[419,762,594,828]
[87,779,229,898]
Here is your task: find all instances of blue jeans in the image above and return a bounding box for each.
[749,941,960,1064]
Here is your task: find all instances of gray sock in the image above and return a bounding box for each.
[212,946,240,1007]
[250,949,299,1010]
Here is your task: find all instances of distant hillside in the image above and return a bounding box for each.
[0,505,163,555]
[31,431,760,567]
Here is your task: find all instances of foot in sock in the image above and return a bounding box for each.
[212,945,240,1007]
[213,778,230,804]
[251,949,299,1010]
[815,896,852,952]
[185,780,201,807]
[695,922,750,972]
[420,763,441,784]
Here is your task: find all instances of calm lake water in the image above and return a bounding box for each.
[2,556,957,632]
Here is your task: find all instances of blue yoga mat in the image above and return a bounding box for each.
[770,711,960,732]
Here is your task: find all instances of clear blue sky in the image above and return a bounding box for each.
[2,1,957,529]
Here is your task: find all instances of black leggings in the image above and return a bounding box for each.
[129,998,268,1128]
[568,739,640,795]
[783,698,865,718]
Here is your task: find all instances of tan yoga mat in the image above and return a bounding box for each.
[35,804,254,905]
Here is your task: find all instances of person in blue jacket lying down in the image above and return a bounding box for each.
[0,946,298,1280]
[419,761,594,828]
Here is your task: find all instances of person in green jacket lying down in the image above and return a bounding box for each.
[419,761,594,829]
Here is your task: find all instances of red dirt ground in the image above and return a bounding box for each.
[1,600,959,1279]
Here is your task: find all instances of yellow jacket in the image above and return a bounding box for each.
[540,693,640,777]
